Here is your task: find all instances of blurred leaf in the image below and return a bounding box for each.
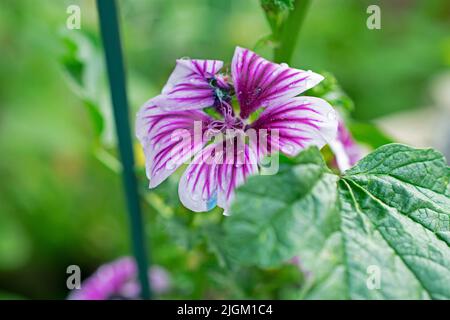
[60,36,84,87]
[59,30,114,145]
[201,224,234,269]
[0,211,31,270]
[84,99,105,138]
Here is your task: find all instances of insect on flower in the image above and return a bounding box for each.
[136,47,339,214]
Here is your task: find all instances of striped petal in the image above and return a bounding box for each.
[68,257,136,300]
[136,99,212,188]
[329,119,363,172]
[178,139,258,213]
[153,59,224,111]
[249,97,338,158]
[231,47,323,119]
[216,139,259,214]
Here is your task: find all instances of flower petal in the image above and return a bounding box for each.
[329,119,363,172]
[231,47,323,119]
[136,100,212,188]
[249,97,338,158]
[216,139,259,214]
[153,59,224,111]
[68,257,136,300]
[178,144,219,212]
[178,139,258,213]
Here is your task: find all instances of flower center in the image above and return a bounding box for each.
[208,116,244,133]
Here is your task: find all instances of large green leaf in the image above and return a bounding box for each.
[223,144,450,299]
[224,148,339,267]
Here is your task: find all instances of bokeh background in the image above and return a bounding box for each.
[0,0,449,299]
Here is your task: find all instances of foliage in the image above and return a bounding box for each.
[223,145,450,299]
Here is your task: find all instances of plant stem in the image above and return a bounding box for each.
[273,0,311,64]
[96,0,152,299]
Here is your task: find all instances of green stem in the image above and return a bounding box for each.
[96,0,152,299]
[273,0,311,64]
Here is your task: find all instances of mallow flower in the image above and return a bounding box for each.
[137,47,338,214]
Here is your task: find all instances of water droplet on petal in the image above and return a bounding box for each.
[280,63,289,68]
[281,144,294,155]
[327,110,337,120]
[206,192,218,210]
[191,193,201,201]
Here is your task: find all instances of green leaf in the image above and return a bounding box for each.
[224,147,339,267]
[59,30,114,145]
[223,144,450,299]
[341,144,450,299]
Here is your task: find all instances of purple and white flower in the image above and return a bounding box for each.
[136,47,338,214]
[67,257,171,300]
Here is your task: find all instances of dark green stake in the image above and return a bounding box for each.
[96,0,151,299]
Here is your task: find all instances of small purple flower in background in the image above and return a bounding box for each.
[328,117,363,172]
[68,257,171,300]
[136,47,338,214]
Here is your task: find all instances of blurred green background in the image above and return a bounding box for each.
[0,0,449,299]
